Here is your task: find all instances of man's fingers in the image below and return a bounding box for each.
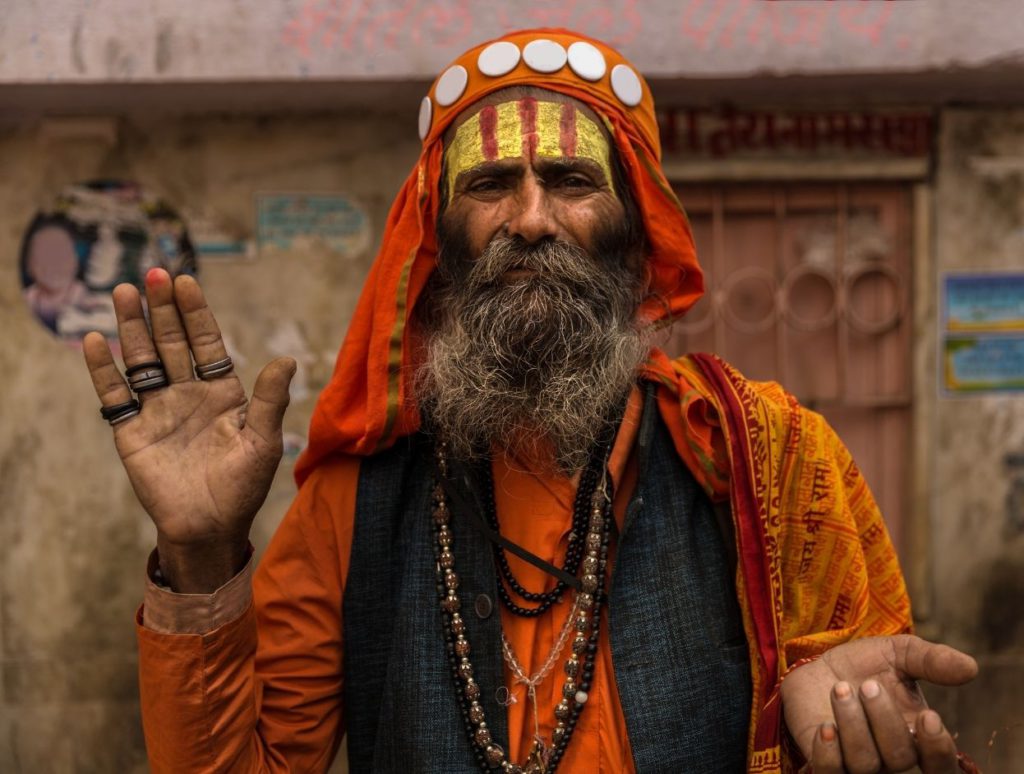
[244,358,296,447]
[174,274,232,372]
[894,635,979,686]
[810,722,844,774]
[860,679,917,771]
[113,283,161,377]
[832,681,883,773]
[83,331,134,409]
[144,268,193,383]
[914,710,960,774]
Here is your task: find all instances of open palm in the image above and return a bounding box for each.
[84,269,294,590]
[781,635,978,772]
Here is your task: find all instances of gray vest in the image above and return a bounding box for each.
[342,389,752,773]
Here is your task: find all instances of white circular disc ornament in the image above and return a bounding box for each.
[435,65,468,107]
[522,39,567,74]
[567,41,606,82]
[477,41,521,77]
[417,97,433,140]
[610,64,643,107]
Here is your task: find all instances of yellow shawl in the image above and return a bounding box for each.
[645,351,913,771]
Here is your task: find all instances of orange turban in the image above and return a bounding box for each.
[295,28,703,484]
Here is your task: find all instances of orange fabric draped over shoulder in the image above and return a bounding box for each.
[294,28,703,483]
[643,351,913,771]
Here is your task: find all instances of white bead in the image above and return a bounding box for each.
[575,690,589,704]
[477,41,521,77]
[435,65,468,107]
[610,64,643,107]
[417,96,432,140]
[522,39,567,74]
[567,41,606,82]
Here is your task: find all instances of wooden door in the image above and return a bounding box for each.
[667,183,913,555]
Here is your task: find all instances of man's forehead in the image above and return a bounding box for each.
[442,86,607,149]
[441,85,617,199]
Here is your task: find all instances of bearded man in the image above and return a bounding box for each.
[84,30,979,774]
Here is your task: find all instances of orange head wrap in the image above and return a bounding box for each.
[295,28,703,484]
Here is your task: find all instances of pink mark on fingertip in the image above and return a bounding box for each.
[145,267,169,287]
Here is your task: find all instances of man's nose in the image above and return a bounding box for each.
[505,175,559,244]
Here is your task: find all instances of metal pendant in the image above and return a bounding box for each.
[525,737,549,774]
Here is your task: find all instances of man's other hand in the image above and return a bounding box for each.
[780,635,978,773]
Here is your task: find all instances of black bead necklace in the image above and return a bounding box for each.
[432,440,614,774]
[485,448,606,618]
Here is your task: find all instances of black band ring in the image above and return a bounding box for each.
[100,399,141,425]
[195,356,234,380]
[125,360,164,377]
[131,375,170,393]
[100,399,140,420]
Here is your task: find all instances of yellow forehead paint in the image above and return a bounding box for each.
[444,98,615,200]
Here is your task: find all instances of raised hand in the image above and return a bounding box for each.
[84,268,295,592]
[781,634,978,773]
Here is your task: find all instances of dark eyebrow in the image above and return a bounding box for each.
[534,157,607,184]
[451,156,609,191]
[454,160,524,187]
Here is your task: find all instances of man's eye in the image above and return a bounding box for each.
[467,178,504,193]
[556,175,596,191]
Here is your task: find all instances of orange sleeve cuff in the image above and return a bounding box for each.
[142,548,255,635]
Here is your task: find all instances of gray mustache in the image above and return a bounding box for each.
[466,235,601,288]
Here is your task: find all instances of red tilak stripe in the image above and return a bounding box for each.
[559,102,577,157]
[479,105,499,161]
[519,97,538,158]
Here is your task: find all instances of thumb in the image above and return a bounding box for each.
[893,634,979,686]
[244,357,296,447]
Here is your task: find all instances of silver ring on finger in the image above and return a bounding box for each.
[126,360,169,394]
[195,356,234,380]
[100,399,141,426]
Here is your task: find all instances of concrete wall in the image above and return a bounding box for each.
[0,110,419,772]
[919,108,1024,772]
[3,0,1024,83]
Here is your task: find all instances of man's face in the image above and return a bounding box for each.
[441,91,627,264]
[416,90,649,473]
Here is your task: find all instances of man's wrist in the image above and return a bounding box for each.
[155,535,251,594]
[143,547,255,634]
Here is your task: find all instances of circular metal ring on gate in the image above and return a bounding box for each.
[781,264,838,332]
[719,266,778,334]
[845,262,906,335]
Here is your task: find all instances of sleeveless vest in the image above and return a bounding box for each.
[343,390,752,773]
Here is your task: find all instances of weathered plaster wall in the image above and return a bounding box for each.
[921,108,1024,771]
[0,110,419,772]
[3,0,1024,83]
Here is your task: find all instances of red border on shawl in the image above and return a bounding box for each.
[690,353,782,750]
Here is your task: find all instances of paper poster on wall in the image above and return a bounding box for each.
[942,272,1024,393]
[944,273,1024,332]
[943,336,1024,392]
[256,193,370,258]
[18,180,196,347]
